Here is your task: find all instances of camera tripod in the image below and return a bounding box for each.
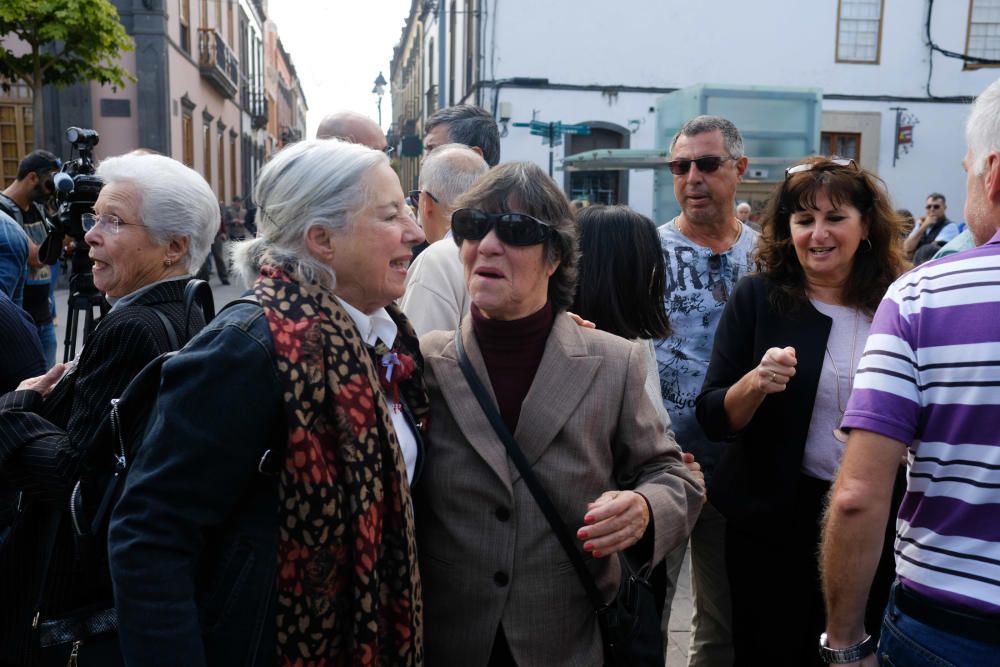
[61,252,107,363]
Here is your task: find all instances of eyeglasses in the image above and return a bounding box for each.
[451,208,553,246]
[407,189,439,207]
[925,203,942,210]
[82,212,146,234]
[667,155,738,176]
[785,158,857,179]
[382,145,395,156]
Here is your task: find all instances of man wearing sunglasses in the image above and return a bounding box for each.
[653,115,758,667]
[399,144,489,335]
[316,110,390,152]
[903,192,960,264]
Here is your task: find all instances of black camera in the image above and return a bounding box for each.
[40,127,103,260]
[38,127,108,361]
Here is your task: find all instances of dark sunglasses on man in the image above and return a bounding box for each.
[451,208,552,246]
[667,155,739,176]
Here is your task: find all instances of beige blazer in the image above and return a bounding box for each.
[416,314,704,667]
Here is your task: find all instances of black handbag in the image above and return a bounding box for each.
[454,329,664,667]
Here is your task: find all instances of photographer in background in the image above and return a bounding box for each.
[0,150,61,368]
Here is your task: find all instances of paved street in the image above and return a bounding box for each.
[53,274,696,667]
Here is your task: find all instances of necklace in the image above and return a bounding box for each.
[825,309,861,443]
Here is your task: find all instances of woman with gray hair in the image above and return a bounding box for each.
[415,161,703,665]
[109,138,428,666]
[0,152,217,665]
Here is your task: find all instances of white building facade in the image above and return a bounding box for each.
[393,0,1000,222]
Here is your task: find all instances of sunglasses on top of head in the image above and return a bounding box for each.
[667,155,738,176]
[451,208,553,246]
[784,158,857,179]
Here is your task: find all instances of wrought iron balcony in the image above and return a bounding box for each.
[198,29,239,99]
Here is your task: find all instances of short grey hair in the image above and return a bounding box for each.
[418,143,489,212]
[96,153,218,271]
[967,77,1000,175]
[670,115,744,159]
[231,138,387,288]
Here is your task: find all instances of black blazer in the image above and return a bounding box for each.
[0,277,203,663]
[695,274,831,525]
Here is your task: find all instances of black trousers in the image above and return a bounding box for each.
[726,471,904,667]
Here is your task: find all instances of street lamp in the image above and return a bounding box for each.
[372,71,387,128]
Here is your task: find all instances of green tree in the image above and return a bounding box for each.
[0,0,135,148]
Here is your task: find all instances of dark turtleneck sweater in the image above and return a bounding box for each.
[471,301,555,433]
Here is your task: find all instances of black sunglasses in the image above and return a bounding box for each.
[667,155,738,176]
[407,189,439,207]
[451,208,552,246]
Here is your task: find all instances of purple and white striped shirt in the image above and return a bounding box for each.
[843,229,1000,616]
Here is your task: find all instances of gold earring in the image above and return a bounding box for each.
[164,257,173,267]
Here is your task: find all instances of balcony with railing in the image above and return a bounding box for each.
[198,29,239,99]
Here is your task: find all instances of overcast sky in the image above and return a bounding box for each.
[267,0,413,138]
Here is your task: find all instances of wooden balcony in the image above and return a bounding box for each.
[198,29,238,99]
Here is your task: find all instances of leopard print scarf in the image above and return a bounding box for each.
[255,265,427,667]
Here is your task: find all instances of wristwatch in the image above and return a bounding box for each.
[818,632,874,663]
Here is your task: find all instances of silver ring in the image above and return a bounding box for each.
[770,371,776,382]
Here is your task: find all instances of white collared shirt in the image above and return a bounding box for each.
[336,298,419,485]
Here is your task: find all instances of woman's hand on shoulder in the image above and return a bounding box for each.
[753,346,797,395]
[16,362,70,396]
[575,490,650,558]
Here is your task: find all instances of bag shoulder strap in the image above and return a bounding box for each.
[151,307,179,351]
[453,328,606,611]
[183,279,215,339]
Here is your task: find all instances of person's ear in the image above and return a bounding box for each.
[734,156,750,180]
[165,236,189,267]
[305,225,336,262]
[418,191,434,222]
[469,146,485,159]
[985,152,1000,204]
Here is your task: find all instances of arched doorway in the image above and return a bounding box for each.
[563,121,629,205]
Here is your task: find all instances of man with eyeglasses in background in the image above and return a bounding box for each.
[653,115,758,666]
[400,143,488,335]
[903,192,960,265]
[316,110,391,153]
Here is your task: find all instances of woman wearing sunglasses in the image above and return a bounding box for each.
[415,162,703,665]
[694,156,907,665]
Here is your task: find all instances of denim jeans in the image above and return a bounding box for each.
[877,583,998,666]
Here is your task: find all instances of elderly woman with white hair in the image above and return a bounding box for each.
[0,152,218,665]
[109,138,427,667]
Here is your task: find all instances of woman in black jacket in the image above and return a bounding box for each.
[695,157,907,666]
[0,152,218,666]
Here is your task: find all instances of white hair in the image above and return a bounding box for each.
[96,154,218,271]
[418,143,489,211]
[967,77,1000,175]
[231,138,387,288]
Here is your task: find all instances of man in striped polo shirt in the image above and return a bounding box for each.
[820,77,1000,666]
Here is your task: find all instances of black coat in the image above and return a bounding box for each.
[695,274,831,525]
[0,278,203,664]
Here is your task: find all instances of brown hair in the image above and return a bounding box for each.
[756,156,907,314]
[453,161,578,311]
